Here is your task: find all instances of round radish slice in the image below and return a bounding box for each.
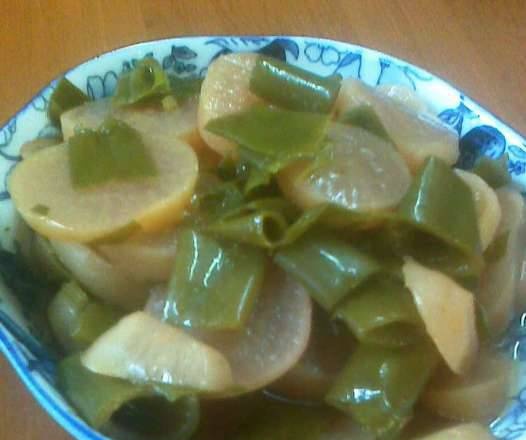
[82,311,234,392]
[9,137,198,243]
[96,228,177,284]
[278,123,411,212]
[375,84,431,115]
[455,169,501,251]
[414,423,493,440]
[51,240,150,310]
[198,53,260,157]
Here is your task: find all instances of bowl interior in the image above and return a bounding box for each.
[0,35,525,440]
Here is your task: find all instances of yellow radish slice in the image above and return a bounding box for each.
[375,84,431,115]
[50,240,150,310]
[9,137,198,243]
[20,137,61,159]
[422,352,514,422]
[403,259,478,374]
[455,170,501,251]
[278,123,411,212]
[198,53,260,157]
[414,423,494,440]
[480,187,525,334]
[61,97,204,151]
[96,228,177,284]
[169,267,312,394]
[336,78,458,172]
[82,311,234,392]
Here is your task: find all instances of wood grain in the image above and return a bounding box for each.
[0,0,525,438]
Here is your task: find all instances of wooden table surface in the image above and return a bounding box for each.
[0,0,525,438]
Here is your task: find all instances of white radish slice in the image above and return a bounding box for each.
[20,137,61,159]
[480,187,526,333]
[414,423,494,440]
[82,311,234,392]
[190,268,312,393]
[9,137,198,243]
[278,123,411,212]
[321,417,374,440]
[336,78,458,172]
[455,169,501,251]
[198,53,260,157]
[61,97,204,151]
[422,352,514,422]
[50,240,150,310]
[375,84,431,115]
[402,258,478,374]
[96,228,177,284]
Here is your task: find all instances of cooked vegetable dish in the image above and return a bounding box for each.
[6,51,523,440]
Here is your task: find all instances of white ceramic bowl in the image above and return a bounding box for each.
[0,36,525,440]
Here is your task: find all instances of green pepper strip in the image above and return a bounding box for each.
[112,57,171,107]
[58,355,199,439]
[396,157,483,280]
[68,118,158,189]
[326,343,439,439]
[472,154,511,189]
[205,104,329,173]
[274,230,380,311]
[165,227,266,330]
[249,55,341,114]
[334,277,424,348]
[48,78,90,125]
[48,281,120,352]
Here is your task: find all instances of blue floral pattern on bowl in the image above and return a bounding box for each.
[0,36,525,440]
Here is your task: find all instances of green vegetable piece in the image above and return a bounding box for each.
[472,154,511,189]
[205,104,329,173]
[274,230,380,310]
[232,401,335,440]
[166,228,266,329]
[57,355,199,438]
[250,55,341,113]
[397,157,482,260]
[48,281,119,352]
[113,58,171,107]
[68,118,158,189]
[48,78,89,125]
[339,104,391,141]
[326,343,439,438]
[169,75,204,104]
[334,277,424,347]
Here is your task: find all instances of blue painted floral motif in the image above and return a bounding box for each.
[0,118,20,200]
[375,57,433,90]
[87,71,118,100]
[457,125,507,169]
[439,99,479,135]
[162,45,198,74]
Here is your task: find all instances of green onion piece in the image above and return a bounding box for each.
[205,104,329,173]
[48,281,120,352]
[169,75,204,104]
[249,55,341,113]
[326,343,439,438]
[334,277,424,347]
[274,230,380,310]
[339,104,391,141]
[397,156,482,263]
[68,118,158,189]
[165,228,265,330]
[113,58,171,107]
[48,78,89,125]
[472,154,511,189]
[58,355,199,438]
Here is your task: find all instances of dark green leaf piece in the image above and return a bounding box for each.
[169,75,204,104]
[472,154,511,189]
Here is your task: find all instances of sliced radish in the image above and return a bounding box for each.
[82,311,234,392]
[402,258,478,374]
[198,53,260,157]
[414,423,494,440]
